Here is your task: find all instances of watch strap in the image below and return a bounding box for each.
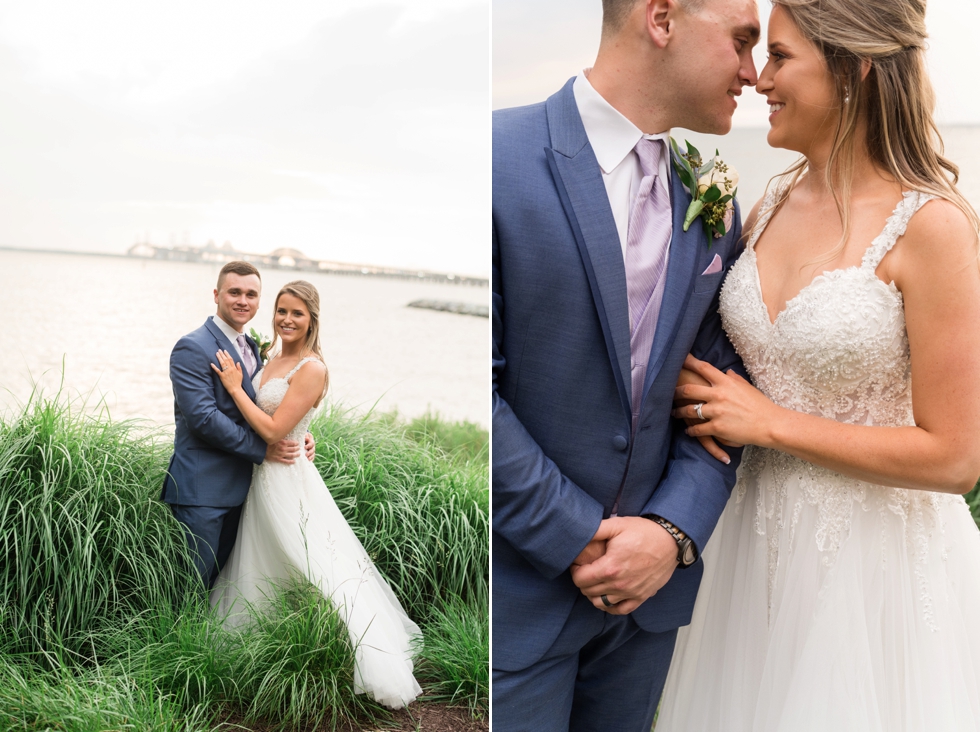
[643,514,698,567]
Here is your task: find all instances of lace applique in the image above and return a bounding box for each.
[254,356,322,443]
[721,188,959,625]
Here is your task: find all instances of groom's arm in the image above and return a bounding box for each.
[639,214,747,555]
[492,223,605,579]
[170,338,268,465]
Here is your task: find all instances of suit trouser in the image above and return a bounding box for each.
[170,503,243,590]
[492,593,677,732]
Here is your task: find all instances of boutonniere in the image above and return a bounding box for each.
[249,328,273,364]
[669,138,738,247]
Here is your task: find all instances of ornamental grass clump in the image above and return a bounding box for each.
[0,389,489,727]
[310,405,489,625]
[415,595,488,713]
[0,392,194,660]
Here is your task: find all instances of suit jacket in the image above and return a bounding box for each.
[161,317,267,508]
[492,78,747,672]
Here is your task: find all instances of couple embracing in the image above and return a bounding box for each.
[160,261,421,709]
[493,0,980,729]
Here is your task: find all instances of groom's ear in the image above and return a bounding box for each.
[646,0,675,49]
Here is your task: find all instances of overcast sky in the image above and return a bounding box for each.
[0,0,489,276]
[493,0,980,127]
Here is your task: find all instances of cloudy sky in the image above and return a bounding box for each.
[493,0,980,127]
[0,0,489,276]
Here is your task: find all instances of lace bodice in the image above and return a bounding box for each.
[251,357,321,442]
[720,187,933,427]
[719,187,967,585]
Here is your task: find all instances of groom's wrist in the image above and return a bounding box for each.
[642,514,698,568]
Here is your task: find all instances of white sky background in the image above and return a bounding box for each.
[0,0,490,276]
[493,0,980,127]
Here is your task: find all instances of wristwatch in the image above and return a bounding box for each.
[643,515,698,568]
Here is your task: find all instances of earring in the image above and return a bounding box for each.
[843,86,850,105]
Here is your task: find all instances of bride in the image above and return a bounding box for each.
[209,279,421,710]
[656,0,980,730]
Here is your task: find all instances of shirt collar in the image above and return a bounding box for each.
[573,69,671,174]
[211,314,244,344]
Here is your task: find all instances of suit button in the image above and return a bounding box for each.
[612,435,628,451]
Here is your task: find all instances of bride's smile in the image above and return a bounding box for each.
[274,293,310,345]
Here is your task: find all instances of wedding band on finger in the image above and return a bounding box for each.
[601,594,613,607]
[695,402,705,420]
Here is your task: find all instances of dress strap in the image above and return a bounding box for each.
[284,356,320,382]
[861,191,936,271]
[746,179,790,252]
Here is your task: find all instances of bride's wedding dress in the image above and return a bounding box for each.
[658,190,980,731]
[212,358,422,709]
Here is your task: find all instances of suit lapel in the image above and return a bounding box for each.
[204,317,257,401]
[642,163,703,394]
[544,79,632,423]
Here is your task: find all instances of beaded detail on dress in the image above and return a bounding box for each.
[718,187,961,615]
[253,357,320,443]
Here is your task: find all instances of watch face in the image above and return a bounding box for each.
[682,542,697,566]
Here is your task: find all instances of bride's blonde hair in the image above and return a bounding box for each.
[750,0,980,259]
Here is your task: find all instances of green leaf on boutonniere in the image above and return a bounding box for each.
[675,163,694,190]
[701,184,722,203]
[670,138,696,188]
[685,140,702,163]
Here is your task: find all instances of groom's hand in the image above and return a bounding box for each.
[266,439,302,464]
[304,432,316,462]
[571,538,606,567]
[570,517,678,615]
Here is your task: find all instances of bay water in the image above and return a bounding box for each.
[674,125,980,215]
[0,251,489,429]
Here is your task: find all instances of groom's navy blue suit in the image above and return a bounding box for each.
[161,317,266,588]
[492,79,746,730]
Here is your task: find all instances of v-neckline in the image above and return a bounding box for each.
[750,251,869,327]
[749,191,913,327]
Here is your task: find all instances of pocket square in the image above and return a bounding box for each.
[701,253,723,275]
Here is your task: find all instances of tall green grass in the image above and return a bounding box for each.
[0,393,193,659]
[0,391,489,728]
[389,409,489,465]
[311,406,489,624]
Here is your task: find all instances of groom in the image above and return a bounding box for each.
[161,260,313,590]
[492,0,759,728]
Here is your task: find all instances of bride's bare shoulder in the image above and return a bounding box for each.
[900,196,978,271]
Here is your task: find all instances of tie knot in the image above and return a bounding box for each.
[634,137,665,178]
[236,334,247,347]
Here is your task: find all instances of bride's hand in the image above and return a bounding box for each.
[210,350,244,395]
[675,362,740,463]
[673,354,781,447]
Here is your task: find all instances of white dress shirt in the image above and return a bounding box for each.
[572,70,672,257]
[211,315,251,365]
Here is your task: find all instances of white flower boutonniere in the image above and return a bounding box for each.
[669,138,739,248]
[249,328,273,364]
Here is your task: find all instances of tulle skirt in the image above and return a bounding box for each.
[658,447,980,732]
[212,458,422,709]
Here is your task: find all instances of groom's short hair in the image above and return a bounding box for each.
[217,261,261,290]
[602,0,706,35]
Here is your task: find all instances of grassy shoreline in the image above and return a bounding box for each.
[0,394,487,730]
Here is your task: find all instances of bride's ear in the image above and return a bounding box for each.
[860,57,872,81]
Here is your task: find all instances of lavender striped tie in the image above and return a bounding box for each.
[237,334,257,378]
[626,138,672,433]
